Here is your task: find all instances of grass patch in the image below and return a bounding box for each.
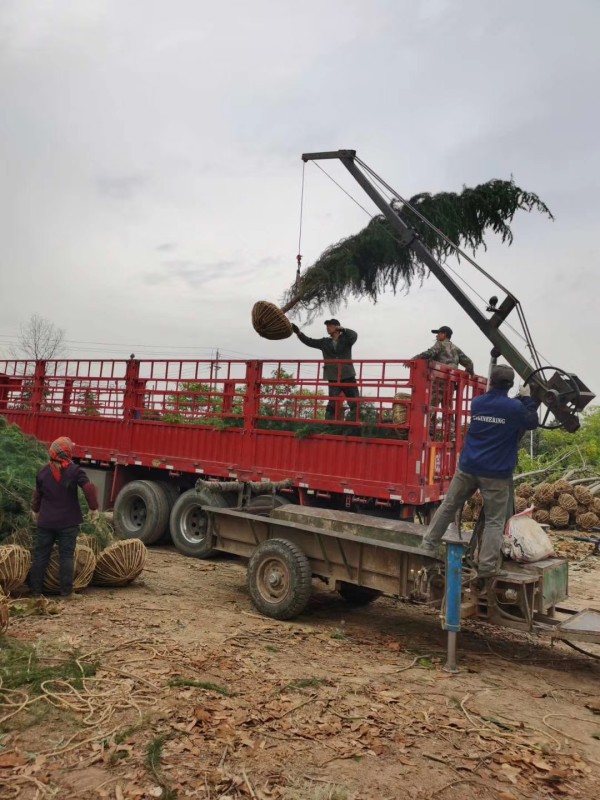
[146,734,178,800]
[330,628,346,640]
[168,679,230,696]
[0,639,97,694]
[265,645,279,653]
[115,721,146,744]
[285,784,350,800]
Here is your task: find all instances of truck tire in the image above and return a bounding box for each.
[247,538,312,620]
[337,582,382,606]
[169,488,231,558]
[155,481,180,544]
[245,494,290,516]
[113,480,170,545]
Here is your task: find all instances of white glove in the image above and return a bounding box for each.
[88,509,100,522]
[517,384,531,397]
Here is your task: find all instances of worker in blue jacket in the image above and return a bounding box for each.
[421,364,539,582]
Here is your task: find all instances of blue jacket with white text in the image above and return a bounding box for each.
[459,389,539,479]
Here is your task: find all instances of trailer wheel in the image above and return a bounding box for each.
[169,488,231,558]
[337,582,382,606]
[113,480,170,544]
[247,538,312,619]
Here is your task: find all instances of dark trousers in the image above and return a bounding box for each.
[29,527,79,595]
[326,378,360,420]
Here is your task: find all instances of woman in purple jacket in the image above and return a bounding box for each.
[30,436,99,597]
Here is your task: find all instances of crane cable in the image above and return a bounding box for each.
[354,156,544,370]
[306,159,548,368]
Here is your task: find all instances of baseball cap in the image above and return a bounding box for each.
[324,318,340,326]
[432,326,453,337]
[490,365,515,386]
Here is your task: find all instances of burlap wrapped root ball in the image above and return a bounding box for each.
[533,509,550,525]
[533,483,555,508]
[251,301,293,340]
[558,493,578,513]
[553,479,574,496]
[0,586,9,634]
[92,539,147,587]
[573,485,593,506]
[592,497,600,515]
[0,545,32,594]
[43,544,96,594]
[549,505,570,529]
[576,512,599,531]
[515,482,535,499]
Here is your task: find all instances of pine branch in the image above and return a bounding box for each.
[283,178,552,316]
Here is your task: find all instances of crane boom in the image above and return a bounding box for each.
[302,150,594,432]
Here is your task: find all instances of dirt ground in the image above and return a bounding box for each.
[1,541,600,800]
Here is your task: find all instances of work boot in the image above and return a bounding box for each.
[473,569,512,595]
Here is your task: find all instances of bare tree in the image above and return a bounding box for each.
[9,314,67,360]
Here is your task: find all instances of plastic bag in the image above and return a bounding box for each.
[502,507,555,563]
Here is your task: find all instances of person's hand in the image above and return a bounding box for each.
[517,384,531,397]
[88,509,100,522]
[30,510,38,524]
[291,323,300,334]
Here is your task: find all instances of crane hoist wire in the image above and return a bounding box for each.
[305,157,546,370]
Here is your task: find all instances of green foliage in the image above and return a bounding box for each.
[284,178,552,315]
[168,679,231,695]
[0,416,47,539]
[0,639,97,694]
[517,406,600,477]
[162,380,245,426]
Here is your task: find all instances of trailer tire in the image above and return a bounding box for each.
[337,582,382,606]
[113,480,170,545]
[169,488,230,558]
[247,538,312,620]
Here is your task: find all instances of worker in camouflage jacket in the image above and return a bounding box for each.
[291,318,359,420]
[413,325,474,374]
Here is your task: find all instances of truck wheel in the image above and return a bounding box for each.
[247,538,312,619]
[113,480,170,544]
[169,488,231,558]
[246,494,290,516]
[338,582,382,606]
[155,481,180,544]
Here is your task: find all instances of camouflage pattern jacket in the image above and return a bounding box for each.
[413,339,474,373]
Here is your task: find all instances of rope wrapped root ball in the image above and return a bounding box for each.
[533,509,550,525]
[558,493,578,513]
[252,301,293,340]
[592,497,600,515]
[515,497,529,514]
[0,587,9,634]
[92,539,147,587]
[553,479,574,496]
[576,511,599,531]
[533,483,555,508]
[573,485,593,506]
[515,482,534,499]
[0,545,32,594]
[43,544,96,594]
[549,505,570,529]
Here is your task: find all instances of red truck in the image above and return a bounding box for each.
[0,355,485,556]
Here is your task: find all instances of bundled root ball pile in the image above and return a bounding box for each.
[43,543,97,594]
[0,545,32,594]
[464,479,600,531]
[92,539,147,587]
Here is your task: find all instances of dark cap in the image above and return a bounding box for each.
[324,318,340,326]
[490,364,515,386]
[432,325,453,338]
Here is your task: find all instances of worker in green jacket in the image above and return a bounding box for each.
[414,326,474,374]
[292,319,359,420]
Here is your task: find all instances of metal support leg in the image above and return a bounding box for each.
[443,538,466,673]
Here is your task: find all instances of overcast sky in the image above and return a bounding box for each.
[1,0,599,397]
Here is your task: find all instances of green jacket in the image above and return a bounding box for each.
[296,328,358,381]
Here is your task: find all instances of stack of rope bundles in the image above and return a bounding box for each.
[553,478,574,496]
[573,485,594,506]
[0,544,32,594]
[558,493,578,513]
[43,543,96,594]
[533,509,550,525]
[533,483,555,508]
[515,496,530,513]
[251,301,293,340]
[549,505,570,529]
[576,511,599,531]
[0,585,9,634]
[92,539,147,587]
[515,483,535,499]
